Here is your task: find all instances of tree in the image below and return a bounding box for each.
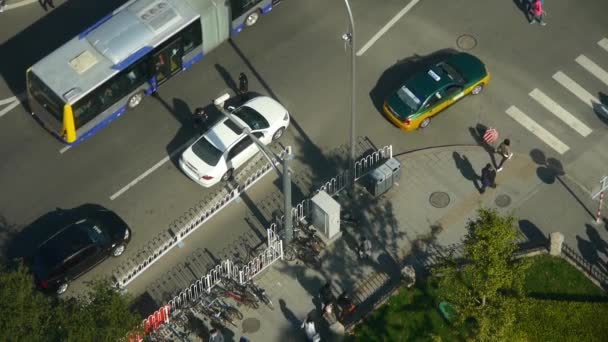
[0,263,142,341]
[436,208,530,341]
[0,261,58,342]
[55,278,143,341]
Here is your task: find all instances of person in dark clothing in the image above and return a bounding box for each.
[238,72,249,102]
[320,281,334,309]
[479,163,496,193]
[210,328,224,342]
[193,107,209,130]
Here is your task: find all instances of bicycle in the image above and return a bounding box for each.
[283,240,321,267]
[243,279,274,310]
[209,297,244,322]
[191,297,230,328]
[212,285,260,309]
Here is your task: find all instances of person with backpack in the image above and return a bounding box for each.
[530,0,546,25]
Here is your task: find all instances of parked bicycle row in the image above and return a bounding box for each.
[147,275,273,341]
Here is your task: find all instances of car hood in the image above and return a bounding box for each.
[446,52,487,83]
[243,96,289,123]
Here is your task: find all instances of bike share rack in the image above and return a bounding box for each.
[139,144,392,336]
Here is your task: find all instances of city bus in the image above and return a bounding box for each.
[26,0,281,146]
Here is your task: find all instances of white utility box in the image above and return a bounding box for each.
[311,190,341,240]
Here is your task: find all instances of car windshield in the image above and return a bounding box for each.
[32,219,107,278]
[437,62,465,83]
[191,137,223,166]
[232,106,269,130]
[396,85,422,111]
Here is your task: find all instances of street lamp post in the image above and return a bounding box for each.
[343,0,356,190]
[213,94,294,243]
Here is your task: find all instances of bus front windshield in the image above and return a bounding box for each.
[27,71,64,122]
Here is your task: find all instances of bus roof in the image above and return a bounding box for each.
[30,0,200,104]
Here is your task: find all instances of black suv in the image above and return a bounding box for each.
[28,205,131,295]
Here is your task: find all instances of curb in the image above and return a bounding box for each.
[4,0,44,11]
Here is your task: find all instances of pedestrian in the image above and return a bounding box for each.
[301,313,321,342]
[319,281,334,309]
[209,328,224,342]
[193,107,209,129]
[238,72,249,101]
[357,237,372,260]
[530,0,546,25]
[494,138,513,172]
[479,164,496,194]
[39,0,55,11]
[0,0,6,13]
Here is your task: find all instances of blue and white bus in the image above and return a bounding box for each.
[26,0,281,145]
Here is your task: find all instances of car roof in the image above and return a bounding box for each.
[406,67,453,101]
[204,116,248,152]
[36,219,98,270]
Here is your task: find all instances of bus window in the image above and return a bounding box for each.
[181,20,203,54]
[27,72,64,122]
[73,62,148,128]
[230,0,263,19]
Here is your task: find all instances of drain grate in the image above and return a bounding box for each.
[430,192,450,208]
[495,194,512,208]
[456,34,477,51]
[242,317,261,333]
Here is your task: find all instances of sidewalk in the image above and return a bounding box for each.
[231,145,549,342]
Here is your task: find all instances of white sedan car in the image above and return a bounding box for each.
[179,96,290,187]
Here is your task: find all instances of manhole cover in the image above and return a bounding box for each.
[495,194,512,208]
[430,192,450,208]
[242,317,261,334]
[456,34,477,50]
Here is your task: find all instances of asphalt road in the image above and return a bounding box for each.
[1,0,608,297]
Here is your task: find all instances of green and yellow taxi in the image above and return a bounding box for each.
[383,52,490,131]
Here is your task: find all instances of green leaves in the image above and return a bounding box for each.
[0,264,141,341]
[435,208,529,341]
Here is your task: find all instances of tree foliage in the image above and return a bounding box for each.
[0,261,56,342]
[435,208,530,341]
[0,262,141,341]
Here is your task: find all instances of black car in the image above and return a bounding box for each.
[28,205,131,295]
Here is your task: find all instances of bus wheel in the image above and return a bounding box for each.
[245,10,260,26]
[128,91,144,109]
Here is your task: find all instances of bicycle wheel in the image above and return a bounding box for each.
[226,306,244,320]
[283,245,297,261]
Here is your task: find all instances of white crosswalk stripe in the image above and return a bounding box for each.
[598,38,608,53]
[576,55,608,87]
[529,88,592,137]
[553,71,599,108]
[505,106,570,154]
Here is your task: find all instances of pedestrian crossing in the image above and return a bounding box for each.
[504,38,608,155]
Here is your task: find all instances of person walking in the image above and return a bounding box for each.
[209,328,224,342]
[0,0,6,13]
[357,237,372,260]
[530,0,546,25]
[479,164,496,194]
[301,313,321,342]
[238,72,249,102]
[319,281,334,310]
[495,139,513,172]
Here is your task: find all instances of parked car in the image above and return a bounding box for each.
[383,52,490,130]
[179,96,290,187]
[27,204,131,295]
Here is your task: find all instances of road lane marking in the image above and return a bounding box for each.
[59,145,72,154]
[529,88,592,137]
[356,0,420,56]
[109,137,198,200]
[0,93,26,118]
[575,55,608,87]
[599,38,608,52]
[5,0,40,11]
[552,71,599,108]
[505,105,570,154]
[0,100,20,118]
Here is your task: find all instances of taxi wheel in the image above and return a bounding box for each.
[471,84,484,95]
[128,91,144,109]
[419,117,431,129]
